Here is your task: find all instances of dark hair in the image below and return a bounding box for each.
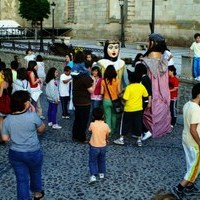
[3,68,13,95]
[192,83,200,99]
[11,91,30,112]
[128,71,141,83]
[0,61,6,71]
[10,60,19,70]
[65,53,72,61]
[36,54,43,62]
[64,66,71,72]
[132,53,143,67]
[91,66,102,78]
[144,33,166,56]
[14,55,18,61]
[85,61,93,69]
[103,40,120,62]
[168,65,177,76]
[92,108,104,120]
[17,68,28,80]
[26,48,32,55]
[152,192,176,200]
[194,33,200,39]
[27,61,38,78]
[45,67,57,83]
[104,65,117,84]
[74,51,85,63]
[135,63,147,79]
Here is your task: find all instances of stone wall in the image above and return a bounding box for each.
[1,0,200,46]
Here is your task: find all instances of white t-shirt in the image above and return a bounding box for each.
[163,50,174,66]
[182,101,200,147]
[190,42,200,57]
[59,73,72,97]
[24,54,36,67]
[36,61,46,78]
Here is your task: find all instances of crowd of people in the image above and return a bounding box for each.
[1,32,200,200]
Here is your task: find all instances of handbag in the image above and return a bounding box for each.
[0,90,11,114]
[104,80,123,114]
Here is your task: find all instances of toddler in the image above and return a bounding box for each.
[88,108,111,183]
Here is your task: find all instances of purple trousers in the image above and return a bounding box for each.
[48,101,58,124]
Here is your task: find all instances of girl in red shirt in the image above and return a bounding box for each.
[168,65,179,128]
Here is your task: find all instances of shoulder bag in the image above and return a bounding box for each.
[104,80,123,114]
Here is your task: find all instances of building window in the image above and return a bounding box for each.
[68,0,74,22]
[109,0,120,22]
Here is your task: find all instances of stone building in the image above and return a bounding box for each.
[1,0,200,46]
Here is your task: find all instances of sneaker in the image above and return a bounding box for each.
[40,115,45,120]
[66,115,70,119]
[52,124,62,129]
[171,125,174,128]
[142,131,152,141]
[171,186,184,200]
[185,184,200,195]
[48,122,53,126]
[113,137,124,145]
[99,173,105,179]
[131,134,138,138]
[62,116,67,119]
[137,139,142,147]
[89,175,97,184]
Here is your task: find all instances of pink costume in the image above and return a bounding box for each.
[143,56,171,137]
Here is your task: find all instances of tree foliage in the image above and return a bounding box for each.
[18,0,50,23]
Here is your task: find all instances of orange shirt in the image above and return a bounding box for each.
[101,78,119,100]
[89,120,111,147]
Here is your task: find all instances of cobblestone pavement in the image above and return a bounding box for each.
[0,93,199,200]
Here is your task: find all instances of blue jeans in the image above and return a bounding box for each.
[9,149,43,200]
[89,146,106,175]
[193,57,200,78]
[47,101,58,124]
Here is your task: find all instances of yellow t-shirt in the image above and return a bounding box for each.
[123,83,148,112]
[0,72,4,85]
[89,120,111,147]
[101,79,119,100]
[182,101,200,147]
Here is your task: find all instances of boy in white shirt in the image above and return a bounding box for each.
[171,83,200,199]
[59,66,72,119]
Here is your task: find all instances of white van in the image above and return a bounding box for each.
[0,20,24,36]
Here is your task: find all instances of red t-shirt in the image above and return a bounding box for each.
[169,76,179,100]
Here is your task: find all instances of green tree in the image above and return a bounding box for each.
[19,0,50,25]
[19,0,50,51]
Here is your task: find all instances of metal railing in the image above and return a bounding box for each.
[0,27,72,39]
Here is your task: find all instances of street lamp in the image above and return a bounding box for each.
[149,0,155,33]
[119,0,125,48]
[51,2,56,43]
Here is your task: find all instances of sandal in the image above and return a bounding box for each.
[34,191,45,200]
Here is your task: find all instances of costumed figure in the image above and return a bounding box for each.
[97,40,125,87]
[142,33,171,137]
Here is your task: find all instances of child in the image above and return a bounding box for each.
[36,55,46,89]
[10,60,19,81]
[114,72,148,147]
[171,83,200,199]
[90,65,103,110]
[45,67,62,129]
[190,33,200,80]
[88,108,111,183]
[59,66,72,119]
[168,65,179,128]
[135,63,152,140]
[24,48,36,68]
[1,90,45,200]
